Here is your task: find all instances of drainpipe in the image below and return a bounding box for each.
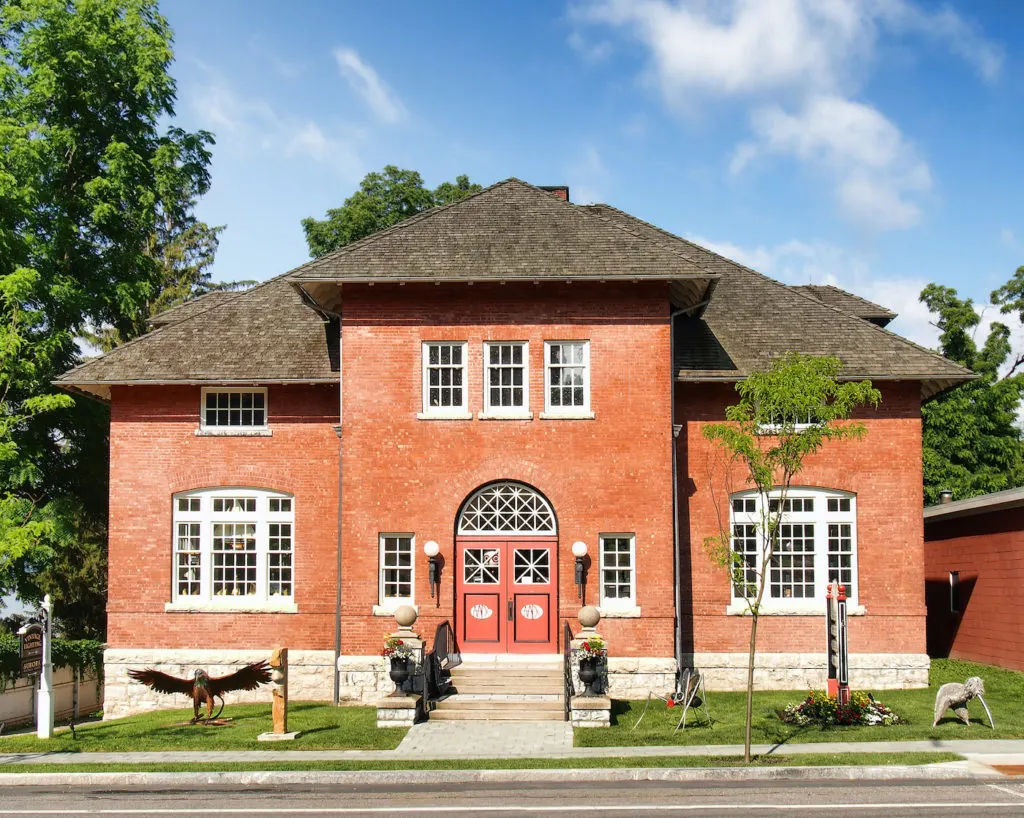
[670,306,685,683]
[332,317,344,706]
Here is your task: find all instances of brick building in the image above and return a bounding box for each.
[924,488,1024,671]
[58,180,971,717]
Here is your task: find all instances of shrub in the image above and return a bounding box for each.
[780,690,904,727]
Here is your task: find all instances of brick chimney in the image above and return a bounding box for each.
[539,185,570,202]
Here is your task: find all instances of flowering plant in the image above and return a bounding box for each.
[780,690,903,727]
[574,635,607,660]
[381,636,413,660]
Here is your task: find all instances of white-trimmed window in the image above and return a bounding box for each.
[729,488,857,612]
[200,388,268,431]
[599,534,635,609]
[170,488,294,610]
[379,534,414,606]
[422,342,468,416]
[483,342,529,416]
[544,340,590,416]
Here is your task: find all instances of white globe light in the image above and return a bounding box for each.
[571,541,588,558]
[423,540,440,557]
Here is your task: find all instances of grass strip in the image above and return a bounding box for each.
[0,752,963,774]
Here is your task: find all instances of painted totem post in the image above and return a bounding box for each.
[270,647,288,733]
[826,580,850,706]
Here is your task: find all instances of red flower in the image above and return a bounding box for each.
[667,699,676,708]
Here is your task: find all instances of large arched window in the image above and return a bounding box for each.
[457,482,556,536]
[170,488,295,610]
[729,487,857,612]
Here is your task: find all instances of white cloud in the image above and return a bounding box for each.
[284,122,363,180]
[1002,228,1020,252]
[333,47,406,124]
[568,31,614,63]
[576,0,1001,232]
[567,144,609,204]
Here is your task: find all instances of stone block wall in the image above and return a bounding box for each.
[103,648,335,719]
[688,652,930,691]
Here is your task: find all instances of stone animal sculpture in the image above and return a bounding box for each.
[932,676,994,727]
[128,661,272,723]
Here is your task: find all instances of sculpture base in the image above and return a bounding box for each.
[257,731,301,741]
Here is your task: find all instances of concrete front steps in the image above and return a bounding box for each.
[431,658,566,722]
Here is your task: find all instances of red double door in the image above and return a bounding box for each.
[456,538,558,653]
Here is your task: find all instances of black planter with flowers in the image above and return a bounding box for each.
[389,656,411,686]
[574,635,607,697]
[578,656,600,695]
[382,635,414,695]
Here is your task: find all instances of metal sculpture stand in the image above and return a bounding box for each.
[933,676,994,728]
[632,668,711,732]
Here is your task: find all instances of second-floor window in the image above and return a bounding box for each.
[422,342,468,415]
[544,341,590,415]
[484,342,528,415]
[201,388,267,431]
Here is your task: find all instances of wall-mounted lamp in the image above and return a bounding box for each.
[424,541,441,605]
[572,540,589,602]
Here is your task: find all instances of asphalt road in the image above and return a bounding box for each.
[1,779,1024,816]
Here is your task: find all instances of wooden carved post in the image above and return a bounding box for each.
[270,647,288,734]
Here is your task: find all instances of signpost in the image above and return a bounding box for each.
[17,594,53,739]
[826,580,850,706]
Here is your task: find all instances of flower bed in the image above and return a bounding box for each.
[779,690,904,727]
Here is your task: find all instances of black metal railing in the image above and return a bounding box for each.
[563,620,575,720]
[413,620,461,711]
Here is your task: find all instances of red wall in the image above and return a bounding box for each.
[924,507,1024,670]
[338,282,676,656]
[676,381,927,656]
[107,384,340,649]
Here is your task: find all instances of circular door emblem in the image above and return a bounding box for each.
[470,604,493,620]
[521,604,543,620]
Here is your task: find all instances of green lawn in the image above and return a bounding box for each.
[0,703,405,753]
[0,752,963,774]
[577,659,1023,747]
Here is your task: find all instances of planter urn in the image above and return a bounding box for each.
[578,656,601,696]
[389,656,411,691]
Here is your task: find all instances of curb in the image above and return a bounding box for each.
[0,762,988,787]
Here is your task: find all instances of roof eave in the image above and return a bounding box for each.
[925,487,1024,522]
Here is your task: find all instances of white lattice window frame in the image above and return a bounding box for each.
[541,340,592,419]
[378,533,415,607]
[167,488,296,612]
[599,533,636,610]
[420,342,470,419]
[481,341,531,419]
[727,488,860,615]
[457,482,557,536]
[198,388,270,436]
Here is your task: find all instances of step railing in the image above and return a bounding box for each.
[562,620,575,720]
[416,620,461,711]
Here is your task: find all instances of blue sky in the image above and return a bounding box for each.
[161,0,1024,349]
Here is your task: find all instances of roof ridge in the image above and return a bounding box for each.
[57,271,302,382]
[590,206,972,378]
[791,283,896,317]
[282,177,523,280]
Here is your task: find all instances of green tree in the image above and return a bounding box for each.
[302,165,482,257]
[0,0,215,636]
[702,353,880,763]
[920,276,1024,504]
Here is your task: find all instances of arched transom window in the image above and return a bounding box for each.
[458,482,556,536]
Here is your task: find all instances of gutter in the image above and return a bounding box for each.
[332,317,344,706]
[669,306,686,683]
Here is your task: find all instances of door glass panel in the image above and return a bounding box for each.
[464,548,500,584]
[513,548,550,584]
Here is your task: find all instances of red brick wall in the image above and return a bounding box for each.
[339,282,676,657]
[677,381,926,656]
[924,507,1024,670]
[107,384,339,650]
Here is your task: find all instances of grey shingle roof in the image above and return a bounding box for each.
[289,178,716,292]
[582,204,973,400]
[148,291,241,328]
[57,277,338,400]
[790,284,896,326]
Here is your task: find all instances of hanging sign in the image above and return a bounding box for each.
[19,623,44,677]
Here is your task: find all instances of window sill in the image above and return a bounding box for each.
[164,600,298,614]
[539,411,595,420]
[373,604,418,617]
[725,602,866,616]
[477,411,533,421]
[598,605,641,618]
[416,411,472,421]
[195,428,272,437]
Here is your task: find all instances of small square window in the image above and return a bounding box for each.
[201,389,267,429]
[177,498,200,513]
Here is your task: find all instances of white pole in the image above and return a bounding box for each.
[37,594,53,740]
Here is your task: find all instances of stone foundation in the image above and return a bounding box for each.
[337,655,393,703]
[686,652,930,691]
[103,648,335,719]
[605,657,677,698]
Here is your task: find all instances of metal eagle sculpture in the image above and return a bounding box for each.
[128,661,272,723]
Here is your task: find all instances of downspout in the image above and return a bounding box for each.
[670,307,685,683]
[332,317,344,706]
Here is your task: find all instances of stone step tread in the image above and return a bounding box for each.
[450,668,563,677]
[440,693,564,702]
[434,699,564,711]
[450,685,564,694]
[428,711,566,722]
